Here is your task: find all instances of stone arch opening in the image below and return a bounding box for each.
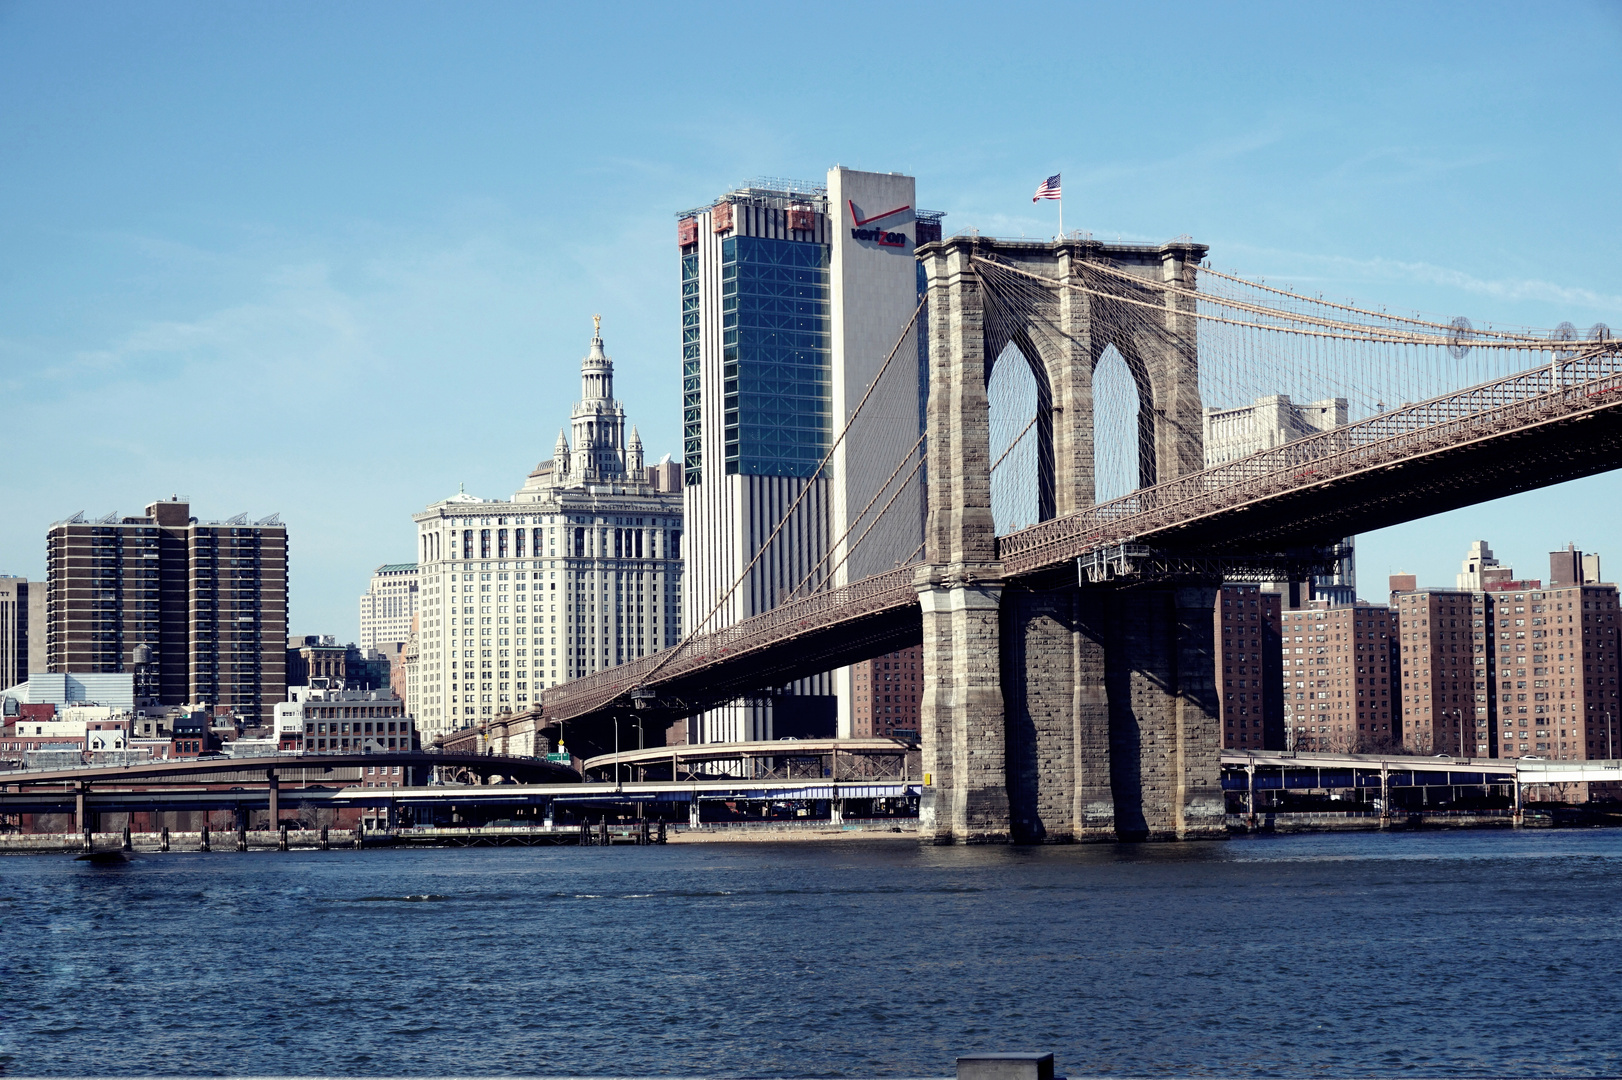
[984,330,1055,529]
[1092,344,1154,501]
[987,342,1042,533]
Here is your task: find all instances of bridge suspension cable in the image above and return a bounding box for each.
[639,298,927,687]
[798,450,930,599]
[539,239,1622,729]
[790,428,928,599]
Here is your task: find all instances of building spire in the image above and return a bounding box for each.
[581,316,612,401]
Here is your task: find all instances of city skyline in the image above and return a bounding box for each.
[2,3,1619,633]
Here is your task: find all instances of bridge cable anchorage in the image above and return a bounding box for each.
[789,428,928,600]
[567,296,927,709]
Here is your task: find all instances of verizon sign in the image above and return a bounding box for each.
[848,199,911,249]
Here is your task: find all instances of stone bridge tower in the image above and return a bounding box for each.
[915,235,1226,843]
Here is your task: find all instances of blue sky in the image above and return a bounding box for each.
[2,1,1619,636]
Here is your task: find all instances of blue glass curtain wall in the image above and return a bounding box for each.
[720,236,831,478]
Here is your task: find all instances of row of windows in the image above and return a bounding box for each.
[683,252,703,484]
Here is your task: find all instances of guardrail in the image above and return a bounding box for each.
[541,566,919,721]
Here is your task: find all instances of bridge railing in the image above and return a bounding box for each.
[997,345,1622,574]
[541,566,919,721]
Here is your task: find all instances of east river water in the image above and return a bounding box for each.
[4,830,1621,1077]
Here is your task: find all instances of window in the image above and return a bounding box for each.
[718,235,833,477]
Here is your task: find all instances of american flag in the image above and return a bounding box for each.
[1032,173,1061,201]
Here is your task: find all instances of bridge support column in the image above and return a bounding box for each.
[1003,587,1109,841]
[1002,583,1223,842]
[918,573,1010,844]
[1104,584,1224,840]
[267,770,279,829]
[917,237,1011,844]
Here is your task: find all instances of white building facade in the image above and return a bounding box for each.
[358,563,419,655]
[1204,393,1356,604]
[274,685,414,754]
[408,323,684,743]
[676,168,931,743]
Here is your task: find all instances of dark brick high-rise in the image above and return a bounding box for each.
[46,498,288,723]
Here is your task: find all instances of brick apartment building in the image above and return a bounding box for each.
[46,498,288,724]
[1216,584,1284,749]
[851,646,921,739]
[1390,583,1480,755]
[1386,546,1621,760]
[1280,601,1396,752]
[1486,550,1620,759]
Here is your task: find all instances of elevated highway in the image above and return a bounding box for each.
[0,750,577,789]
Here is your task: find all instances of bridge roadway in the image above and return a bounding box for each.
[0,775,919,815]
[536,347,1622,729]
[0,750,577,789]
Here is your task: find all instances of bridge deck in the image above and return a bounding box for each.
[533,349,1622,728]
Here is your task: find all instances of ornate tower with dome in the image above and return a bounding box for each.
[407,317,684,742]
[525,317,658,494]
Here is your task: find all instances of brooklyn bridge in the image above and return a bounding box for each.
[518,234,1620,845]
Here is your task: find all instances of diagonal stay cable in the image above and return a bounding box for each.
[636,298,926,688]
[991,415,1038,474]
[790,428,928,600]
[813,452,929,596]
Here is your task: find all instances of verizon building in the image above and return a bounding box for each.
[677,167,938,742]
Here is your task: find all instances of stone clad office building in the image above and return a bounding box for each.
[409,324,683,743]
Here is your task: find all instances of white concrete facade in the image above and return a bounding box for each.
[0,671,135,711]
[1204,393,1356,603]
[1203,394,1347,465]
[408,324,683,744]
[358,562,419,655]
[1457,540,1501,591]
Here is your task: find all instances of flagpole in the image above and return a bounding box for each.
[1059,192,1064,241]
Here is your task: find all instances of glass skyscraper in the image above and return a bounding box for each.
[676,170,932,744]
